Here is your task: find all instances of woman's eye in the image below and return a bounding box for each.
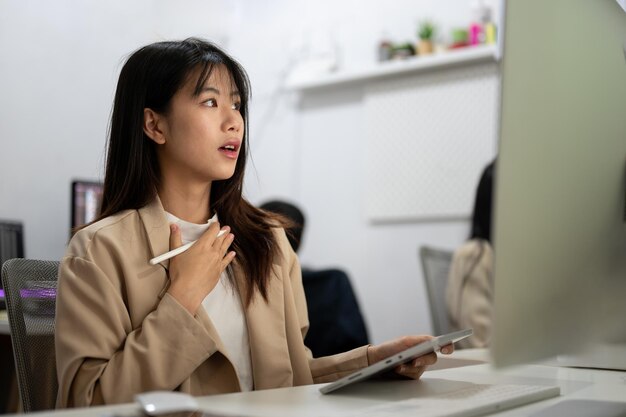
[204,98,217,107]
[231,102,241,111]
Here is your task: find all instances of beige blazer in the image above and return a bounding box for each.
[445,239,494,349]
[55,198,369,408]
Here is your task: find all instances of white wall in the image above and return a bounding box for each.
[0,0,236,259]
[0,0,500,344]
[229,0,500,343]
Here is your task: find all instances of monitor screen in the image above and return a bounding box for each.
[0,221,24,265]
[0,220,24,304]
[492,0,626,367]
[71,180,103,233]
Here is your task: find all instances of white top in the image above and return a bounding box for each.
[165,212,253,391]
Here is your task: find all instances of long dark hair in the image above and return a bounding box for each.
[95,38,282,305]
[469,160,495,243]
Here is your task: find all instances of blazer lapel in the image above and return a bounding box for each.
[137,197,171,270]
[234,262,293,389]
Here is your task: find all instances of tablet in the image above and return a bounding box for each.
[319,328,473,394]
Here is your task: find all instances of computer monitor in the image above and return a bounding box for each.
[492,0,626,367]
[70,180,103,233]
[0,220,24,308]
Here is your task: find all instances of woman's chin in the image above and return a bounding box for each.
[211,170,236,182]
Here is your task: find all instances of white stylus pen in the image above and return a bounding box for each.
[149,214,226,265]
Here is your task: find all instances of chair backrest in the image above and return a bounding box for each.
[1,258,59,412]
[419,246,454,335]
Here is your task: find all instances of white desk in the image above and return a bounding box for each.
[7,350,626,417]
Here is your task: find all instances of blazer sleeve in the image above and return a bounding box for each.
[276,229,370,383]
[55,255,217,407]
[461,244,494,348]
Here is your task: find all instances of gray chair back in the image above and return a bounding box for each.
[1,258,59,412]
[419,246,453,335]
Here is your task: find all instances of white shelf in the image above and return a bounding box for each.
[285,44,499,91]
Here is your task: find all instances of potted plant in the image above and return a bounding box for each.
[417,20,436,55]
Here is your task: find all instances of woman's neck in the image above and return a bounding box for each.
[158,178,212,224]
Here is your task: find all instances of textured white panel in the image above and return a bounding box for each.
[365,63,500,222]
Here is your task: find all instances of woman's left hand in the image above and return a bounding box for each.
[367,335,454,379]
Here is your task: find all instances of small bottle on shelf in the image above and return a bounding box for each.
[378,31,393,62]
[469,0,491,45]
[482,6,497,45]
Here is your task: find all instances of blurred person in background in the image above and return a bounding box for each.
[446,160,495,348]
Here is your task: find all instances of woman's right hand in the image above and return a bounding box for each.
[166,221,236,314]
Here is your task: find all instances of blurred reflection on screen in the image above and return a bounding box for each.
[71,181,103,231]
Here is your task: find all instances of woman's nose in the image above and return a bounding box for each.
[223,110,243,133]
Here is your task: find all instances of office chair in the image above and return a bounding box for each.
[419,246,454,335]
[1,259,59,412]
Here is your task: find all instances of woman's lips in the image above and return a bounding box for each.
[218,140,240,159]
[218,147,238,159]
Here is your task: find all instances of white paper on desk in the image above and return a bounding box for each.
[617,0,626,13]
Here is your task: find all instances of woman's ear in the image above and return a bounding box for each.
[143,108,166,145]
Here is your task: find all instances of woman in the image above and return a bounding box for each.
[446,160,495,348]
[55,38,450,408]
